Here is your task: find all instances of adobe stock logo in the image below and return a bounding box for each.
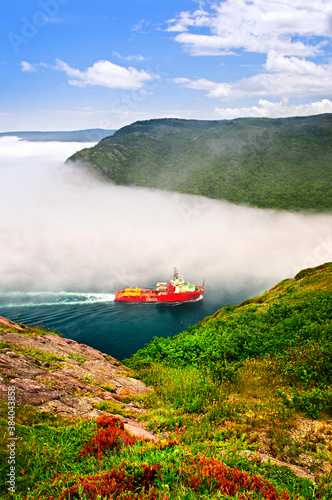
[8,0,70,54]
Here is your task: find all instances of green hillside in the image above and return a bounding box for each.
[127,263,332,417]
[67,114,332,211]
[130,263,332,390]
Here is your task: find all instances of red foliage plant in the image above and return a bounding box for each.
[189,457,291,500]
[57,455,291,500]
[79,415,151,459]
[58,465,165,500]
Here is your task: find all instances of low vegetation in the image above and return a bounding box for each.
[128,263,332,418]
[0,263,331,498]
[67,115,332,211]
[0,321,60,337]
[0,403,325,500]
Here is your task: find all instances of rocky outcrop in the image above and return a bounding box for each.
[0,321,156,440]
[0,315,26,332]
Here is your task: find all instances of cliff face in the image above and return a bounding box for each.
[0,318,155,440]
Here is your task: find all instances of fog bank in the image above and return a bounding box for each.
[0,137,331,294]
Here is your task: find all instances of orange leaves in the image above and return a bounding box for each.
[59,466,164,500]
[80,415,150,458]
[188,457,290,500]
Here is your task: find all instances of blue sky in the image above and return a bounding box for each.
[1,0,332,131]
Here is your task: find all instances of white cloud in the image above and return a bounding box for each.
[175,31,320,57]
[166,9,211,32]
[214,98,332,119]
[170,1,332,106]
[50,59,155,90]
[20,61,36,72]
[265,51,329,76]
[173,34,237,56]
[168,0,332,57]
[125,54,145,62]
[112,51,122,59]
[174,53,332,99]
[174,76,232,98]
[111,52,145,62]
[173,77,221,92]
[132,19,150,33]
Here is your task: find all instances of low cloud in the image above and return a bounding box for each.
[0,138,331,294]
[0,136,94,162]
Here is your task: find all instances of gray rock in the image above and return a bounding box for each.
[9,378,60,405]
[0,327,154,431]
[0,353,45,378]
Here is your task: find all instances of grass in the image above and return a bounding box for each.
[0,414,98,499]
[68,352,85,364]
[0,377,329,499]
[94,400,137,418]
[0,408,321,499]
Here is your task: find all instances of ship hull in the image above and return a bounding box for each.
[114,290,203,303]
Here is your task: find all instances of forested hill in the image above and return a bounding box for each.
[67,114,332,211]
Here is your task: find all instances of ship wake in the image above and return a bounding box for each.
[0,291,115,308]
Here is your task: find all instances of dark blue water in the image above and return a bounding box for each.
[0,285,255,360]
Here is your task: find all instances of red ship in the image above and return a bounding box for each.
[114,269,204,303]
